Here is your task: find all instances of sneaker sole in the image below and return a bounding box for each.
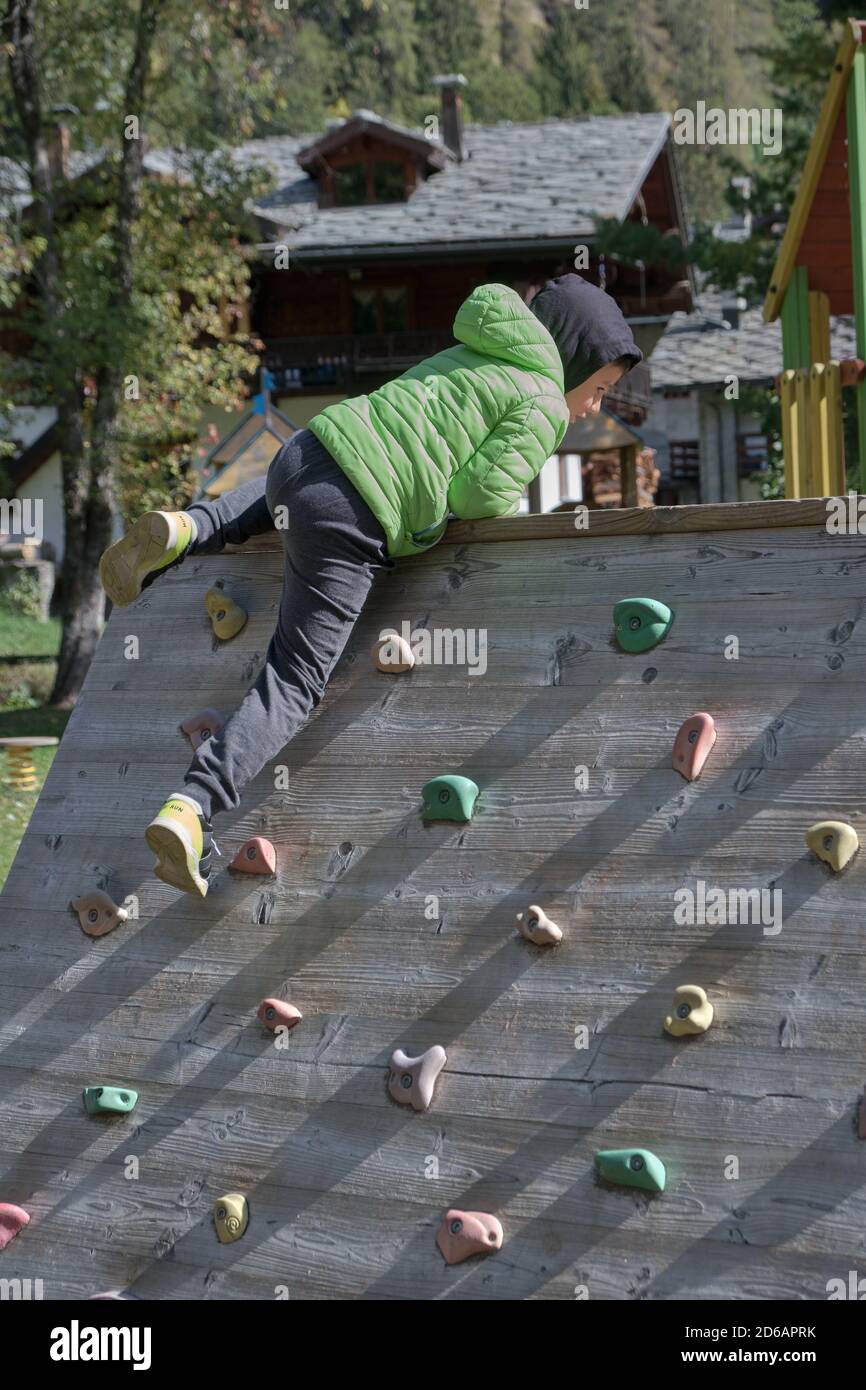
[99,512,175,608]
[145,819,208,898]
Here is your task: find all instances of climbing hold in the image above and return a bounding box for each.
[0,1203,29,1251]
[388,1045,447,1112]
[859,1086,866,1140]
[257,998,302,1032]
[436,1209,503,1265]
[214,1193,249,1244]
[613,597,673,653]
[664,984,714,1037]
[71,890,129,939]
[205,585,247,641]
[421,774,479,823]
[672,712,716,781]
[179,709,225,750]
[596,1148,666,1193]
[805,820,859,872]
[373,631,415,673]
[230,837,276,875]
[516,904,562,945]
[82,1085,139,1116]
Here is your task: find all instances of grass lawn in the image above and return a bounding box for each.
[0,608,67,888]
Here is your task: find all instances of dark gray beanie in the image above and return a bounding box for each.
[528,273,642,392]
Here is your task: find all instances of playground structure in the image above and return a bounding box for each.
[1,497,865,1299]
[765,17,866,497]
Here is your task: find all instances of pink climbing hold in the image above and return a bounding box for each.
[388,1045,447,1112]
[672,712,716,781]
[179,709,225,750]
[436,1209,503,1265]
[0,1203,29,1251]
[257,998,302,1032]
[230,837,276,875]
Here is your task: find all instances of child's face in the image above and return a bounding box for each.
[565,363,627,422]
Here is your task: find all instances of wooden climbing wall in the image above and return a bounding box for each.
[2,498,866,1300]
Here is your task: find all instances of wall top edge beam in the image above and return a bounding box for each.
[226,498,851,551]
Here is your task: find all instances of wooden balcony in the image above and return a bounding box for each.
[263,332,653,416]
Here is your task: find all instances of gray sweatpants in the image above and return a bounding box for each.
[182,428,392,821]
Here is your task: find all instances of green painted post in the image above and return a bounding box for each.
[847,47,866,491]
[780,266,811,370]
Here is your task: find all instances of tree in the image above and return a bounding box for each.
[1,0,266,705]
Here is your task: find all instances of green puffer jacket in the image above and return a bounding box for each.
[308,283,570,557]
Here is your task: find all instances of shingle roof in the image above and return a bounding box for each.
[241,112,672,255]
[649,296,858,389]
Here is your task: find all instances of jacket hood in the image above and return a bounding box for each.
[452,283,565,389]
[528,273,643,392]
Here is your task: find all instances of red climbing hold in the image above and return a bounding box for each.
[179,709,225,750]
[0,1203,29,1250]
[436,1209,503,1265]
[230,837,276,875]
[257,998,302,1032]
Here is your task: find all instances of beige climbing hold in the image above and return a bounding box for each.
[205,586,247,641]
[214,1192,249,1243]
[372,631,415,673]
[71,890,129,939]
[257,998,302,1032]
[436,1209,503,1265]
[805,820,859,872]
[388,1045,446,1112]
[664,984,714,1037]
[179,708,225,750]
[516,904,562,945]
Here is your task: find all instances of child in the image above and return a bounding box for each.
[99,273,642,896]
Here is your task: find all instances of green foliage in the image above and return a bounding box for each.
[0,567,44,622]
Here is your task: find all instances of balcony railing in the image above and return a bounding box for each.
[263,331,653,416]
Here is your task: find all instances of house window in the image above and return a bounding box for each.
[331,157,409,207]
[669,440,700,480]
[372,160,406,203]
[333,163,367,206]
[737,432,769,476]
[351,286,408,335]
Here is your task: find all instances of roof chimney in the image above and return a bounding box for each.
[432,74,468,162]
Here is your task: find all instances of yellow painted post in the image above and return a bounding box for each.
[808,290,831,365]
[809,364,828,498]
[781,369,803,498]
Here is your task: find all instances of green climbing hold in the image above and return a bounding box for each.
[83,1085,139,1116]
[596,1147,666,1193]
[421,774,479,823]
[613,597,673,653]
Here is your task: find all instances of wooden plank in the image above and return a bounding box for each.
[3,509,866,1300]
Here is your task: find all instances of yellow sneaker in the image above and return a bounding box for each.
[145,793,214,897]
[99,511,195,608]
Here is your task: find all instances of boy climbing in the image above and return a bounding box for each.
[99,273,642,896]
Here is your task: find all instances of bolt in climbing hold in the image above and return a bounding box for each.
[516,904,562,945]
[373,631,415,673]
[0,1203,29,1250]
[179,709,225,750]
[388,1045,447,1112]
[230,837,277,875]
[257,997,302,1032]
[664,984,714,1037]
[672,712,716,781]
[596,1148,666,1193]
[71,890,129,939]
[436,1209,503,1265]
[805,820,859,872]
[421,774,479,823]
[82,1085,139,1116]
[204,586,248,641]
[214,1192,249,1243]
[613,597,673,653]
